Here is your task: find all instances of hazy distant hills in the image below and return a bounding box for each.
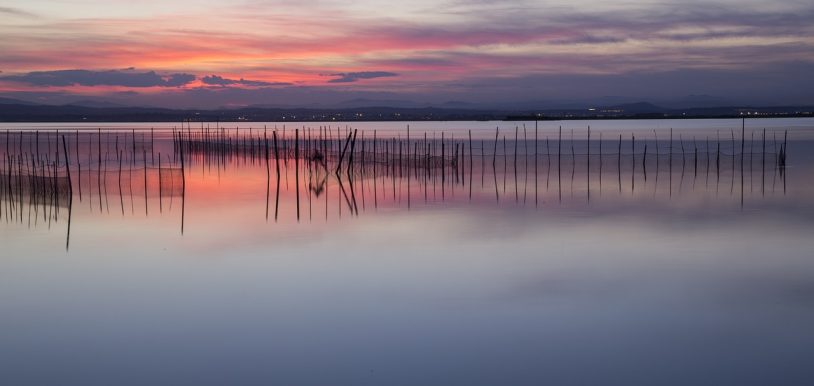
[0,97,40,106]
[0,97,812,122]
[64,99,129,108]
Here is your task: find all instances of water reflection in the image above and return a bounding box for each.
[1,124,814,386]
[0,127,799,251]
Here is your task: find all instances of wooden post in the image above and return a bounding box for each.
[295,128,300,221]
[347,129,358,176]
[492,127,499,168]
[558,126,562,171]
[716,131,721,171]
[273,130,280,221]
[761,128,766,186]
[741,118,745,169]
[61,135,72,196]
[468,130,473,177]
[158,152,162,213]
[118,150,124,215]
[532,122,538,204]
[587,125,591,171]
[143,149,148,215]
[265,131,270,220]
[335,131,353,174]
[642,134,647,170]
[706,136,710,176]
[514,126,518,176]
[97,129,102,211]
[669,128,673,174]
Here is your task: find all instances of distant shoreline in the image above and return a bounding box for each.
[0,102,812,123]
[3,115,811,123]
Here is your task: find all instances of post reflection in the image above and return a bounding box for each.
[0,127,797,251]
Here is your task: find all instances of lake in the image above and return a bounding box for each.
[1,118,814,385]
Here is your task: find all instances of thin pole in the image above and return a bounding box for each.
[61,136,72,197]
[295,128,300,221]
[143,149,148,215]
[493,127,499,167]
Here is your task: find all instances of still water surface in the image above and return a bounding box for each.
[1,118,813,385]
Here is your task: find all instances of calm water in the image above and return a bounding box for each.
[1,118,814,385]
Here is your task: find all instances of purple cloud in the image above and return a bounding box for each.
[0,69,195,87]
[326,71,398,83]
[201,75,291,87]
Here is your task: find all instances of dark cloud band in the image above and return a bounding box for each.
[201,75,291,87]
[327,71,398,83]
[0,69,195,87]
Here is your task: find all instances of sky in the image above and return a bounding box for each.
[1,0,813,109]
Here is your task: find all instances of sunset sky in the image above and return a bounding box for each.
[1,0,813,108]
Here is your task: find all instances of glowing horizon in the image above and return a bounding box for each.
[1,0,813,108]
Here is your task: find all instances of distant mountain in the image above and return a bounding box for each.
[64,99,128,108]
[0,97,40,106]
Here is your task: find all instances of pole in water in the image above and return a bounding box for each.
[558,126,562,172]
[295,128,300,222]
[151,128,155,165]
[741,118,746,169]
[118,150,124,215]
[347,129,358,176]
[492,127,499,168]
[61,136,74,252]
[61,135,73,197]
[514,126,518,177]
[468,129,473,176]
[617,134,622,193]
[143,149,148,215]
[631,134,635,186]
[265,131,270,221]
[761,128,765,195]
[273,130,281,221]
[158,152,163,213]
